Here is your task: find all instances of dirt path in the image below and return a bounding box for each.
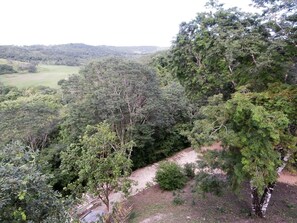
[129,147,200,196]
[80,145,216,222]
[278,171,297,186]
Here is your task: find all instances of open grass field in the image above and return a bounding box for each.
[0,64,80,88]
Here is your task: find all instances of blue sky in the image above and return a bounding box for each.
[0,0,253,46]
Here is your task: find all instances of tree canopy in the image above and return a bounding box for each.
[0,142,70,223]
[0,91,61,149]
[61,122,132,212]
[170,1,295,101]
[59,58,189,169]
[59,58,163,143]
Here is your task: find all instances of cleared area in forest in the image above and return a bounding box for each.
[0,64,79,88]
[128,174,297,223]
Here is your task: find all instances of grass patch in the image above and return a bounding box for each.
[172,193,185,205]
[0,64,79,88]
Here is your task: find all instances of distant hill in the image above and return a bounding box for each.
[0,44,167,66]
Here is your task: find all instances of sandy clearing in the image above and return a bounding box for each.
[278,171,297,186]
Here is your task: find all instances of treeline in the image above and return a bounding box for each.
[0,64,16,74]
[0,44,166,66]
[0,60,37,75]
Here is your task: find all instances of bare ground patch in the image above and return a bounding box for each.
[127,176,297,223]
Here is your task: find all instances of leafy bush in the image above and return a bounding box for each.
[195,172,225,196]
[183,163,196,179]
[155,161,187,190]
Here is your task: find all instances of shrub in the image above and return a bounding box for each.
[183,163,196,179]
[155,161,187,191]
[172,192,185,205]
[195,172,225,196]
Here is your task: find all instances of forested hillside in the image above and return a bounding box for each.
[0,44,166,66]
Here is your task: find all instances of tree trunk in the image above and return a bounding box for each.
[250,183,276,217]
[260,183,275,217]
[250,152,291,217]
[251,185,263,217]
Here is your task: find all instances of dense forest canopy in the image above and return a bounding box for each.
[0,55,190,221]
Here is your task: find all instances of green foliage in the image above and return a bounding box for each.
[150,51,177,87]
[0,59,37,74]
[59,57,190,169]
[0,82,22,102]
[61,122,132,211]
[59,58,162,143]
[0,91,62,149]
[172,192,185,205]
[288,153,297,173]
[37,143,71,194]
[183,163,196,179]
[195,172,225,197]
[170,4,294,100]
[189,86,297,191]
[0,64,16,74]
[155,162,187,191]
[130,54,191,168]
[131,125,189,169]
[17,62,37,73]
[171,1,296,216]
[0,142,70,223]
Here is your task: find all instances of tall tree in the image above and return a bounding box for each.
[188,85,297,217]
[170,2,293,101]
[59,57,190,169]
[61,122,132,213]
[252,0,297,84]
[59,58,163,146]
[170,1,297,217]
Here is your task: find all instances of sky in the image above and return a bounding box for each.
[0,0,254,47]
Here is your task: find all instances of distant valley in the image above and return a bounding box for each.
[0,43,167,66]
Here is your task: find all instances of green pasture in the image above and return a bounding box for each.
[0,64,79,88]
